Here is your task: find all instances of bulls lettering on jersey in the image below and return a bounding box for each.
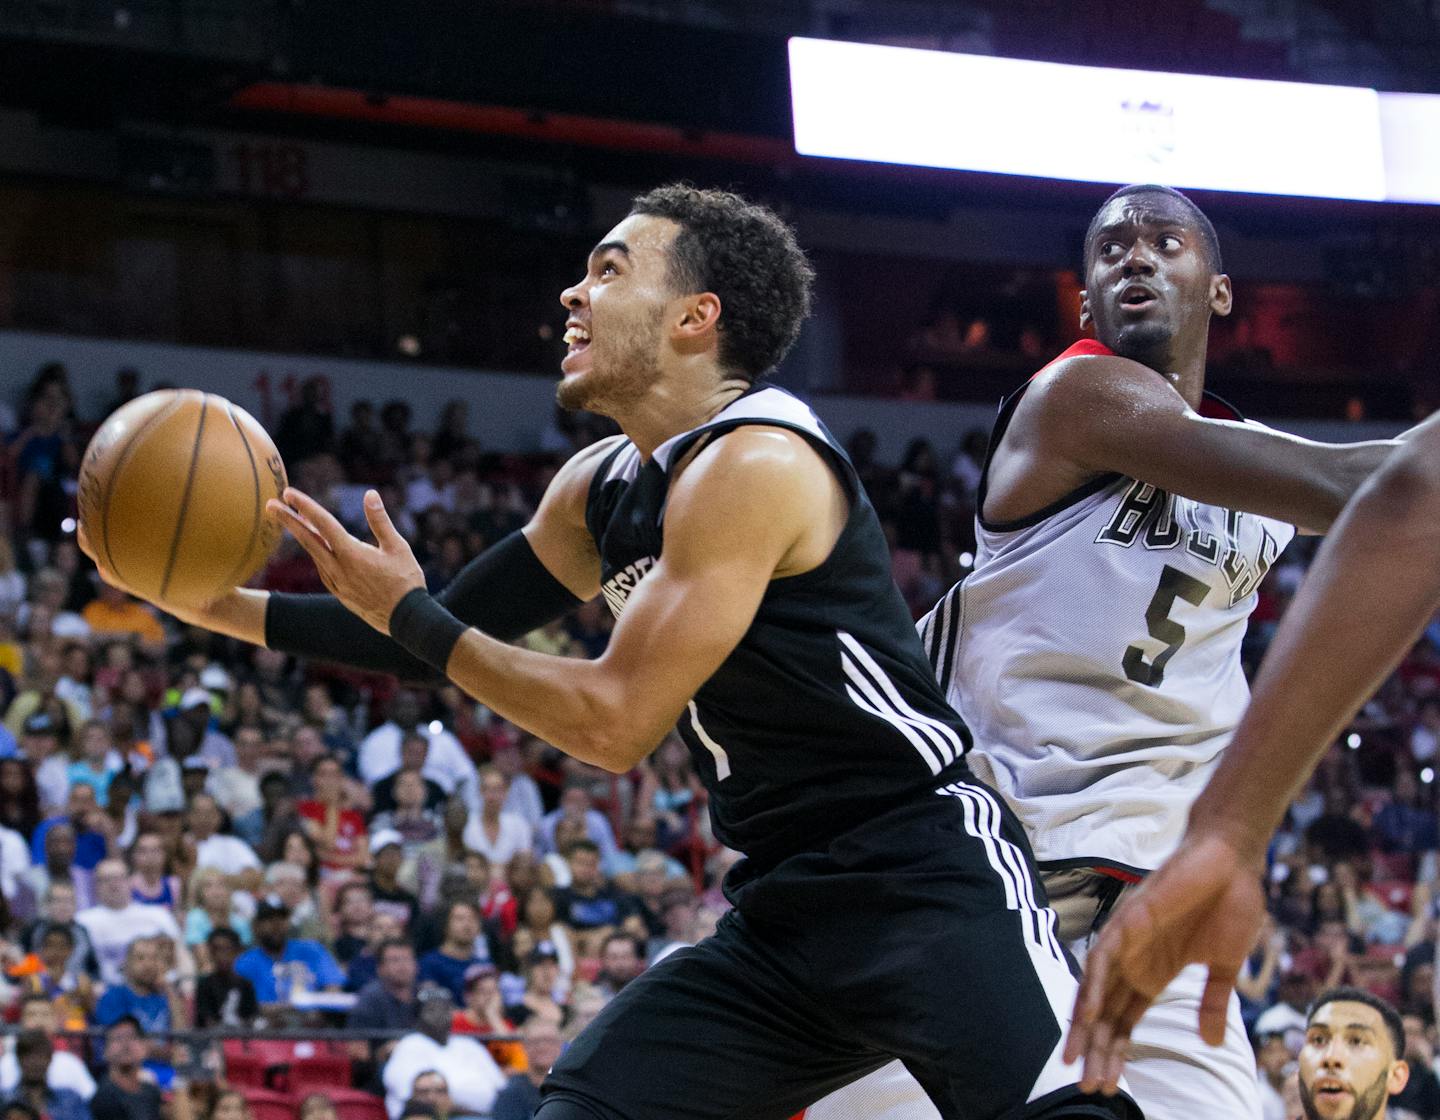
[919,343,1296,872]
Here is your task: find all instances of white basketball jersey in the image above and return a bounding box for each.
[920,379,1296,872]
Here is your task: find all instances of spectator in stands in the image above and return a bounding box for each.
[348,938,419,1078]
[298,756,368,875]
[405,1071,459,1120]
[0,995,95,1099]
[208,1091,252,1120]
[31,787,107,871]
[550,840,633,944]
[20,882,94,980]
[193,927,257,1030]
[491,745,542,834]
[91,1018,162,1120]
[0,758,42,843]
[127,832,180,915]
[368,834,420,930]
[1373,767,1440,858]
[344,911,406,994]
[1412,699,1440,764]
[339,400,384,481]
[298,1095,337,1120]
[538,785,618,868]
[491,1018,562,1120]
[332,882,375,965]
[17,714,68,816]
[78,859,186,987]
[461,768,532,867]
[80,581,165,655]
[419,902,492,1002]
[186,794,261,888]
[274,377,335,466]
[368,772,443,853]
[203,727,265,847]
[593,932,645,1000]
[94,937,185,1053]
[382,987,506,1120]
[66,721,120,808]
[509,946,566,1030]
[8,923,94,1026]
[371,734,446,816]
[512,888,572,984]
[359,695,476,812]
[183,869,250,966]
[260,862,327,944]
[235,900,343,1011]
[1307,786,1373,864]
[0,1031,86,1120]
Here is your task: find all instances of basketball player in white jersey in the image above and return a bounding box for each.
[809,183,1419,1120]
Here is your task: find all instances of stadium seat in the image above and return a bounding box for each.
[242,1088,297,1120]
[224,1040,351,1092]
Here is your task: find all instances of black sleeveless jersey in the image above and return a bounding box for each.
[584,386,972,870]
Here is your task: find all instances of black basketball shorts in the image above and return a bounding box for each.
[539,778,1142,1120]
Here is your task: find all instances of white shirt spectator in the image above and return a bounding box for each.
[503,772,545,830]
[77,901,183,986]
[0,1046,96,1099]
[0,824,31,902]
[207,767,262,820]
[194,834,262,877]
[33,757,69,814]
[359,723,478,811]
[461,812,533,867]
[382,1032,506,1120]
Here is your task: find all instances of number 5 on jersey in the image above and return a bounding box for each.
[1123,564,1209,687]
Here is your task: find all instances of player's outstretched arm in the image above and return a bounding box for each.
[1019,355,1411,533]
[1065,412,1440,1094]
[78,437,614,676]
[273,427,834,772]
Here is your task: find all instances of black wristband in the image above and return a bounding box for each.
[388,588,468,674]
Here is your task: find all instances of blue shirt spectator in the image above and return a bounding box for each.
[236,901,344,1003]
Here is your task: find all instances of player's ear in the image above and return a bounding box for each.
[1389,1059,1411,1097]
[673,292,722,347]
[1078,290,1092,331]
[1210,274,1233,318]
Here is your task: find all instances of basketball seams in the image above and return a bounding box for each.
[159,394,210,600]
[98,394,186,588]
[215,402,264,595]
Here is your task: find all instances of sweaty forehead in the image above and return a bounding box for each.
[1093,195,1197,240]
[1311,1002,1383,1034]
[598,214,680,260]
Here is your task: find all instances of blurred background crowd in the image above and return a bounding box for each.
[2,0,1440,1118]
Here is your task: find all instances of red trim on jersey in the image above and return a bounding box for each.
[1093,865,1145,885]
[1032,337,1244,421]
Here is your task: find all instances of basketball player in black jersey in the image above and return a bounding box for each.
[80,186,1135,1120]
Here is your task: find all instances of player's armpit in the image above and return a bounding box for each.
[1027,355,1398,533]
[441,428,840,772]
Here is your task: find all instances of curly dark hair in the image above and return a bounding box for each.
[628,184,815,381]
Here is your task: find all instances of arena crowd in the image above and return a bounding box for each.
[4,361,1440,1120]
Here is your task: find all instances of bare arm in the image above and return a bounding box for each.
[440,429,837,770]
[271,427,844,774]
[77,437,617,651]
[1068,408,1440,1091]
[996,355,1402,533]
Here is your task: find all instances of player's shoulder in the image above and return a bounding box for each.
[683,423,833,493]
[1021,350,1191,442]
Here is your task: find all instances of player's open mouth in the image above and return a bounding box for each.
[1118,285,1158,313]
[1313,1078,1350,1102]
[561,323,592,372]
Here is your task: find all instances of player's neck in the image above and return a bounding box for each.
[621,364,752,461]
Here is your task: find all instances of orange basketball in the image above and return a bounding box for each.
[78,390,287,610]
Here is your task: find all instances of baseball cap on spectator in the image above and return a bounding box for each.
[22,713,57,737]
[370,828,404,854]
[181,757,213,773]
[1253,1001,1307,1039]
[180,687,213,711]
[527,942,560,967]
[463,963,498,989]
[199,665,232,692]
